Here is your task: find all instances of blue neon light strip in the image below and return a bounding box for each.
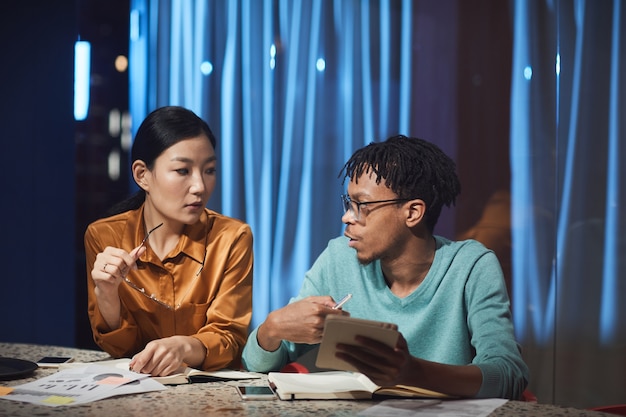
[74,41,91,121]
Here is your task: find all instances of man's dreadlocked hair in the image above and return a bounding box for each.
[340,135,461,233]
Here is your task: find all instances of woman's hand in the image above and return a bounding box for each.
[91,244,146,329]
[129,336,207,376]
[92,245,146,296]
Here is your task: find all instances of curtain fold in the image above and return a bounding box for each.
[511,0,625,407]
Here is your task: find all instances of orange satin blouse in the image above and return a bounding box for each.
[85,206,253,370]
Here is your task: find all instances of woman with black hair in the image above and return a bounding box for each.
[85,106,253,376]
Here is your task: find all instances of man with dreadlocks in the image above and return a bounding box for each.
[242,135,529,399]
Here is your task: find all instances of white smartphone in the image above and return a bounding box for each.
[235,385,277,400]
[36,356,74,368]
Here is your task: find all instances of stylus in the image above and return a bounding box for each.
[332,293,352,309]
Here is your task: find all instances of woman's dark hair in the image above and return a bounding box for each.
[106,106,217,216]
[340,134,461,233]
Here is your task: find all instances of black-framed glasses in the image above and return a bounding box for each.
[341,194,413,221]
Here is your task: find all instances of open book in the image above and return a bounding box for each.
[60,358,261,385]
[149,365,262,385]
[268,371,450,400]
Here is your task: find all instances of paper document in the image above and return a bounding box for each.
[0,364,167,407]
[358,398,508,417]
[61,358,262,385]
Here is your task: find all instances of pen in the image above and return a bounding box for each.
[332,293,352,309]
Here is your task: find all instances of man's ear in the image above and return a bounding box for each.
[132,160,149,191]
[406,199,427,227]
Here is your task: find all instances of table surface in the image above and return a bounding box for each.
[0,343,614,417]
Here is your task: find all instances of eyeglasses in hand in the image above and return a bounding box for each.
[122,221,206,310]
[123,222,174,309]
[139,222,163,248]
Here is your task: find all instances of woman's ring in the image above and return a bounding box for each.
[103,263,108,272]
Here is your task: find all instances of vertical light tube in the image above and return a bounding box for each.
[74,41,91,121]
[399,0,412,134]
[599,0,621,345]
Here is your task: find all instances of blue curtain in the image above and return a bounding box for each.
[511,0,625,407]
[128,0,625,407]
[129,0,415,329]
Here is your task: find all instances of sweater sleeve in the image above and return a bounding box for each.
[465,250,529,399]
[241,328,292,372]
[241,242,334,372]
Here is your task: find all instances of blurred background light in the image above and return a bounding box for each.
[107,149,121,181]
[200,61,213,75]
[316,58,325,72]
[115,55,128,72]
[524,66,533,80]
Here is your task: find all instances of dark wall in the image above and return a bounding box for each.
[0,0,77,345]
[73,0,131,349]
[455,0,512,231]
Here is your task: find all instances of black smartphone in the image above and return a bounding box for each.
[235,385,277,400]
[36,356,74,368]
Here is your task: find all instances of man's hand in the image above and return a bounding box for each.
[256,296,349,351]
[335,333,483,398]
[335,333,411,387]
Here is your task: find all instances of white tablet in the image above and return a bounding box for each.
[315,315,399,372]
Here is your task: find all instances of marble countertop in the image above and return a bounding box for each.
[0,343,613,417]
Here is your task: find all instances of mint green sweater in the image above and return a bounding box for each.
[242,236,529,399]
